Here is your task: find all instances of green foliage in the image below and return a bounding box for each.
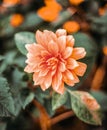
[21,92,34,109]
[44,98,55,116]
[35,87,50,104]
[52,91,68,110]
[9,68,32,114]
[68,90,102,125]
[0,123,6,130]
[90,14,107,34]
[14,32,35,55]
[0,51,17,74]
[22,13,43,29]
[0,77,16,117]
[90,90,107,111]
[0,55,5,61]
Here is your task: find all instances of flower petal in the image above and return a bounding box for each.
[24,65,34,73]
[67,58,79,70]
[44,72,52,89]
[35,30,44,45]
[57,36,66,52]
[63,70,74,81]
[63,70,79,86]
[43,30,57,43]
[71,47,86,60]
[58,61,66,72]
[56,29,67,37]
[52,71,62,90]
[66,35,75,47]
[63,47,73,59]
[48,40,59,55]
[40,84,47,91]
[39,67,49,77]
[33,72,42,85]
[54,82,65,94]
[40,72,52,90]
[26,55,41,65]
[71,71,80,83]
[25,43,37,53]
[74,62,87,76]
[26,43,44,56]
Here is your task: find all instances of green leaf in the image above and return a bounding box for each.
[35,87,50,104]
[0,77,16,117]
[44,98,55,117]
[0,51,17,74]
[0,55,5,61]
[68,90,102,125]
[90,90,107,111]
[0,123,6,130]
[11,68,27,90]
[14,32,35,55]
[52,91,68,110]
[21,92,34,109]
[22,13,43,28]
[90,15,107,34]
[7,67,29,115]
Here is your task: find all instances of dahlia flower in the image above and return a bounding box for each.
[24,29,87,94]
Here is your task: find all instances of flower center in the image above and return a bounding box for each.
[47,57,58,68]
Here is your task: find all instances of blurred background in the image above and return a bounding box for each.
[0,0,107,130]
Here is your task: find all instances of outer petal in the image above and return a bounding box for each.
[26,55,41,65]
[62,70,74,86]
[24,64,36,73]
[26,43,44,56]
[63,70,79,86]
[41,72,52,90]
[63,70,74,81]
[43,30,57,43]
[74,62,87,76]
[71,47,86,60]
[57,36,66,53]
[35,30,45,45]
[33,72,42,85]
[54,82,65,94]
[63,47,73,59]
[67,58,79,70]
[71,71,80,83]
[24,65,32,73]
[25,43,37,53]
[56,29,67,37]
[52,71,62,90]
[66,35,75,47]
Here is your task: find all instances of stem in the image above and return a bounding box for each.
[33,99,51,130]
[51,110,74,125]
[33,99,74,130]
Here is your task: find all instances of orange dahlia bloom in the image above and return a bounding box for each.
[69,0,84,6]
[37,0,62,22]
[99,4,107,16]
[24,29,87,94]
[10,14,24,27]
[63,21,80,34]
[2,0,20,7]
[37,7,60,22]
[103,46,107,55]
